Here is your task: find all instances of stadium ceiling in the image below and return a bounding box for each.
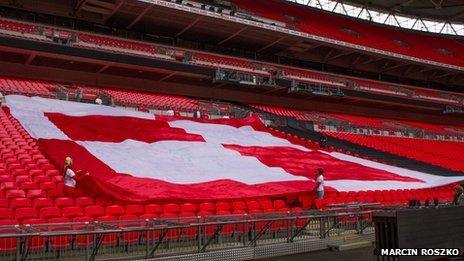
[286,0,464,36]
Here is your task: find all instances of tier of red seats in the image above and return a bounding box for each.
[324,131,464,172]
[396,120,464,136]
[0,77,54,97]
[0,19,37,34]
[230,0,464,67]
[103,88,198,112]
[252,104,321,122]
[78,33,156,54]
[0,183,453,251]
[192,52,255,70]
[326,113,393,130]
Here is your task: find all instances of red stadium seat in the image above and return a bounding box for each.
[119,214,140,245]
[96,216,118,246]
[106,205,125,217]
[0,199,8,209]
[144,204,163,215]
[199,203,215,214]
[39,207,61,220]
[232,201,246,212]
[159,213,180,240]
[32,198,54,209]
[216,201,231,212]
[125,205,144,216]
[163,203,180,214]
[22,218,46,251]
[54,197,74,208]
[0,220,19,252]
[84,206,105,218]
[62,206,83,219]
[180,203,197,213]
[0,208,14,220]
[10,198,31,210]
[48,217,72,250]
[15,207,38,222]
[27,189,46,199]
[73,216,95,248]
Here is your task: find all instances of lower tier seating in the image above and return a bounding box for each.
[101,88,199,112]
[0,77,54,97]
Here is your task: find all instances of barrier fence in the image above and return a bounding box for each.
[0,207,376,261]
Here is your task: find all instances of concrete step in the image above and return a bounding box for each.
[328,240,373,251]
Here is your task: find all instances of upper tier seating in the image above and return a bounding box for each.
[324,132,464,172]
[282,68,346,88]
[0,18,461,107]
[78,33,156,54]
[192,53,254,70]
[230,0,464,67]
[191,52,269,75]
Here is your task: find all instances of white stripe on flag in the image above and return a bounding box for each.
[78,140,308,184]
[169,120,309,150]
[6,95,153,139]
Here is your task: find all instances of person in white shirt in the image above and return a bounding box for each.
[63,156,89,197]
[166,109,175,116]
[315,168,324,199]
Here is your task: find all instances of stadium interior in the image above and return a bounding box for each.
[0,0,463,260]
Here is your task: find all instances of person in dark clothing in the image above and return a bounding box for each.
[319,135,327,148]
[453,185,463,206]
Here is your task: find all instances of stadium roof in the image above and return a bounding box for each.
[286,0,464,36]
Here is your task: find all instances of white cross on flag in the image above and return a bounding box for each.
[6,95,463,202]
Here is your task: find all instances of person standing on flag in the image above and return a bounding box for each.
[315,168,324,199]
[95,97,103,105]
[63,156,89,197]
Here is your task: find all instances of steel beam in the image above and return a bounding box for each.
[218,26,248,45]
[175,18,201,37]
[127,5,152,29]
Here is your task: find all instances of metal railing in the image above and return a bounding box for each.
[0,207,376,261]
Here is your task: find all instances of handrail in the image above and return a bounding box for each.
[0,209,376,238]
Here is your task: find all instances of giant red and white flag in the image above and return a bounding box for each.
[6,95,464,202]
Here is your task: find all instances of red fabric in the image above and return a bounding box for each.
[35,114,423,203]
[38,139,314,203]
[46,113,205,143]
[63,186,85,198]
[223,145,421,182]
